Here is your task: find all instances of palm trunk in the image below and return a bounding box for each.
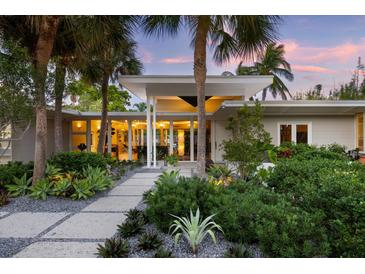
[54,59,66,153]
[32,16,60,184]
[194,16,209,176]
[97,70,109,154]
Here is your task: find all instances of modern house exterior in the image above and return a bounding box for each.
[10,75,365,166]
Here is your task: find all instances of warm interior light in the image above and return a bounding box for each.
[178,130,185,156]
[77,122,82,128]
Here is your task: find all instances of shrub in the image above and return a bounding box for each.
[5,173,32,197]
[169,208,223,254]
[156,170,180,185]
[154,247,174,258]
[96,237,129,258]
[207,164,233,186]
[165,154,178,166]
[138,232,163,251]
[224,243,252,258]
[71,179,94,200]
[0,161,33,187]
[48,152,107,173]
[29,179,52,200]
[82,165,113,192]
[267,158,365,257]
[145,176,222,232]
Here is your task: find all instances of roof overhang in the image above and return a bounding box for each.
[118,75,273,100]
[213,100,365,118]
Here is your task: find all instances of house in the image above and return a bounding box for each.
[10,75,365,166]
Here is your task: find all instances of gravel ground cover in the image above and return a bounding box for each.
[0,167,141,258]
[106,201,264,258]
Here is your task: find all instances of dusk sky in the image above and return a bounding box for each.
[134,16,365,98]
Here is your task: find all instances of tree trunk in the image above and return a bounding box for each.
[97,71,109,154]
[54,59,66,153]
[32,16,60,184]
[194,16,209,177]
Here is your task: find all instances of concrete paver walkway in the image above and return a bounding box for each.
[0,171,160,258]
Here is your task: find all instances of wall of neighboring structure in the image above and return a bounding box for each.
[12,120,70,162]
[213,115,356,162]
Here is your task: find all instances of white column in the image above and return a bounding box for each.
[169,120,173,155]
[128,120,132,160]
[147,96,151,168]
[86,120,91,152]
[69,122,72,151]
[190,118,194,162]
[153,96,157,167]
[141,129,144,146]
[107,119,112,154]
[211,119,216,162]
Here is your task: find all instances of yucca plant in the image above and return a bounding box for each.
[5,173,32,197]
[169,208,223,254]
[71,179,94,200]
[138,232,163,251]
[29,179,52,200]
[96,237,130,258]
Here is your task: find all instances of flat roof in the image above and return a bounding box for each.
[213,100,365,118]
[119,75,273,100]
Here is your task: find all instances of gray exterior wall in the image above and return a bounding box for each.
[12,120,70,162]
[213,115,356,162]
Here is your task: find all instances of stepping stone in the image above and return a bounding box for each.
[13,241,102,258]
[0,212,9,218]
[81,196,142,212]
[122,178,156,186]
[43,212,126,239]
[130,173,160,179]
[108,185,152,196]
[0,212,68,238]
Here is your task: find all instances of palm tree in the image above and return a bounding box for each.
[142,16,280,175]
[0,16,61,183]
[236,43,293,100]
[77,16,142,154]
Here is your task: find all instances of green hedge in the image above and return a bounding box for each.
[48,152,107,172]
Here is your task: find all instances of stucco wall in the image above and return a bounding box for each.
[213,115,356,162]
[12,120,70,162]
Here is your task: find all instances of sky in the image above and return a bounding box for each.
[133,16,365,99]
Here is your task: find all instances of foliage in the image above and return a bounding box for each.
[49,152,107,172]
[82,165,113,192]
[70,179,94,200]
[0,189,10,206]
[5,173,32,197]
[207,164,233,186]
[137,232,163,251]
[222,103,271,178]
[236,43,293,100]
[145,176,222,232]
[52,178,72,197]
[165,154,178,166]
[132,102,147,112]
[29,179,52,200]
[224,243,252,258]
[96,237,130,258]
[169,208,223,254]
[267,158,365,257]
[117,209,146,238]
[0,161,33,187]
[154,247,174,258]
[45,163,63,182]
[156,170,180,185]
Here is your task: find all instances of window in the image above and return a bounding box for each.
[278,122,311,145]
[356,113,364,151]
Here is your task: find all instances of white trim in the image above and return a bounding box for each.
[211,119,216,162]
[146,96,151,168]
[169,120,173,155]
[190,118,194,162]
[128,120,132,160]
[152,96,157,168]
[107,118,111,154]
[277,121,312,145]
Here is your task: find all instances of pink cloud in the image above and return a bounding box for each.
[139,48,153,64]
[282,39,365,64]
[292,65,335,74]
[161,56,193,64]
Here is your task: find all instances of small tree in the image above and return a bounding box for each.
[222,102,271,178]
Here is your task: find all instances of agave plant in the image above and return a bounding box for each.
[83,165,113,192]
[52,178,72,197]
[45,163,63,182]
[156,170,180,185]
[5,173,32,197]
[29,179,52,200]
[71,179,94,200]
[207,164,233,187]
[96,237,130,258]
[169,208,223,254]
